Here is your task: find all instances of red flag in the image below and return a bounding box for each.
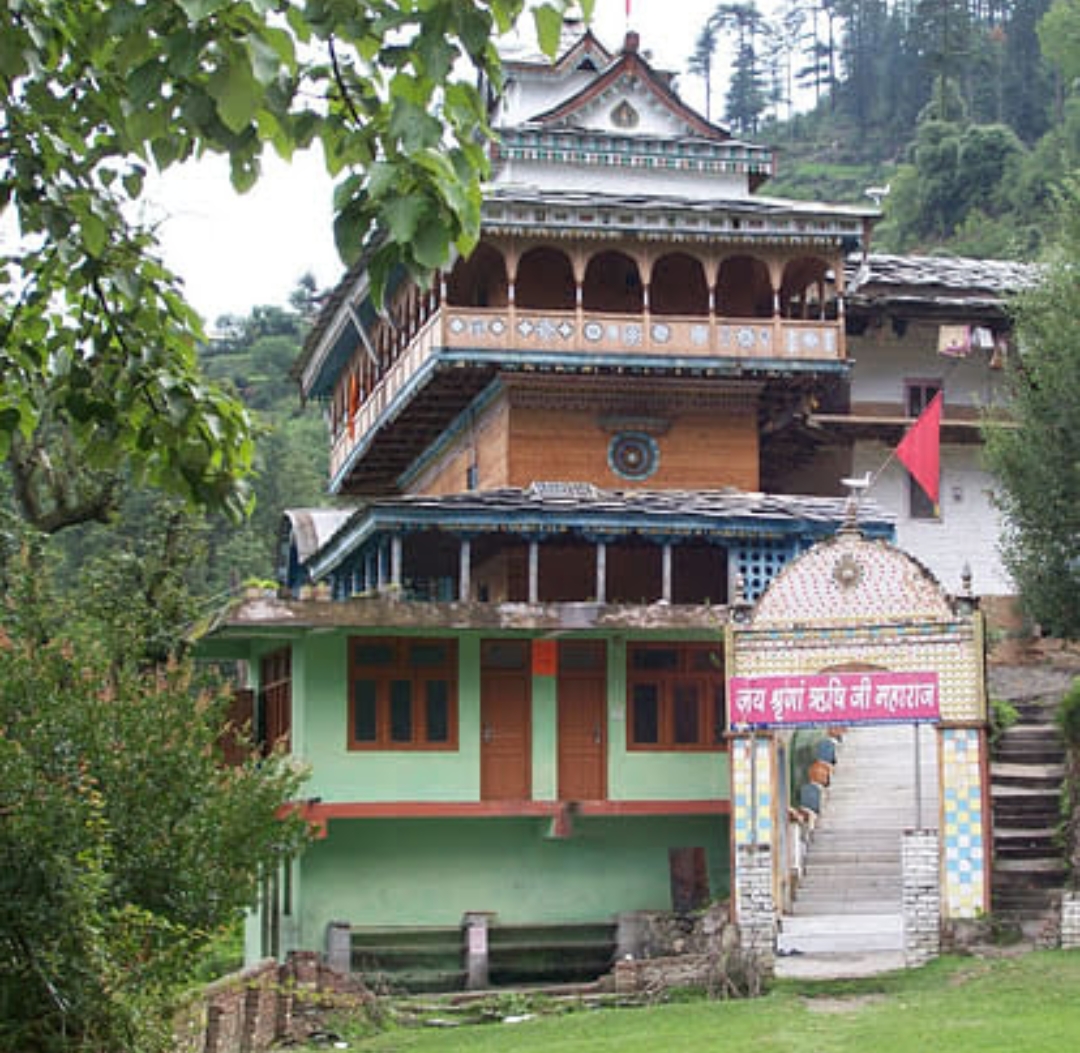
[896,391,942,504]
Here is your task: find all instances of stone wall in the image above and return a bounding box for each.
[175,954,372,1053]
[1061,891,1080,950]
[902,829,941,966]
[735,843,776,971]
[615,902,732,960]
[608,902,778,996]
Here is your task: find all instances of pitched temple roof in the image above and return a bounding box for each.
[521,31,729,142]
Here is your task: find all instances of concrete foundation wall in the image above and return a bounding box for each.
[296,814,730,940]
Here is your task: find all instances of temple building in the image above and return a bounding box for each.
[203,23,994,985]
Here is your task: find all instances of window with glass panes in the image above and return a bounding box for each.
[626,644,726,751]
[349,638,457,750]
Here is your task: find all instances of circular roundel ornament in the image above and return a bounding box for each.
[609,432,659,481]
[832,552,864,590]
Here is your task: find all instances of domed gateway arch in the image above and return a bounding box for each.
[726,518,988,970]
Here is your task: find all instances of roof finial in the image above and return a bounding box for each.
[624,30,640,54]
[839,471,872,535]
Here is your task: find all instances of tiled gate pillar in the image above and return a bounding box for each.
[940,727,989,919]
[731,735,777,969]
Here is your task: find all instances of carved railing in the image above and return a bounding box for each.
[329,306,844,482]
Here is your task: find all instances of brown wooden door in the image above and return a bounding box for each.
[480,641,531,801]
[557,641,607,801]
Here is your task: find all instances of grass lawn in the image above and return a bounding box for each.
[319,952,1080,1053]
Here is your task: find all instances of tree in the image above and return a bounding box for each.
[688,20,720,122]
[0,515,311,1052]
[712,3,768,133]
[1,0,581,531]
[984,181,1080,638]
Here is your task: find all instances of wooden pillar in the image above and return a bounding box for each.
[459,538,472,603]
[528,540,540,604]
[661,542,672,603]
[376,541,387,592]
[390,535,403,594]
[595,541,607,604]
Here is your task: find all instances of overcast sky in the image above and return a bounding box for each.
[149,0,757,323]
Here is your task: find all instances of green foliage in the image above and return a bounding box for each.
[1058,678,1080,883]
[1,0,581,532]
[1039,0,1080,85]
[1056,677,1080,750]
[989,697,1020,747]
[0,524,310,1052]
[984,182,1080,638]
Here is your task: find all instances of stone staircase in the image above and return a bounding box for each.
[777,724,938,977]
[990,696,1068,936]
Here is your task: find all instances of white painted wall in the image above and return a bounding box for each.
[491,160,747,198]
[497,71,598,126]
[853,440,1013,595]
[848,321,1009,413]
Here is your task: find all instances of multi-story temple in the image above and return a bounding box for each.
[204,23,994,984]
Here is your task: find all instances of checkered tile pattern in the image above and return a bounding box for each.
[941,728,986,918]
[732,738,774,848]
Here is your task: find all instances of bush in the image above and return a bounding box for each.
[1056,678,1080,750]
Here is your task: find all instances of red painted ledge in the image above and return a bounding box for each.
[289,799,730,828]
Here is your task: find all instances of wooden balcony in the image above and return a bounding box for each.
[329,305,845,488]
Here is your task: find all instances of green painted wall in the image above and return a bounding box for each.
[259,629,730,805]
[605,637,729,800]
[296,815,731,943]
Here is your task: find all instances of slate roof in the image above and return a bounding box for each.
[846,253,1041,311]
[484,184,873,222]
[295,485,895,578]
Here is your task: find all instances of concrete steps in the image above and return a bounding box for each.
[782,725,938,971]
[778,913,903,954]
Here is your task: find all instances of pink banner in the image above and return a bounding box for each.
[728,671,940,729]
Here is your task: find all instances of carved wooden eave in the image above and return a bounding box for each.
[480,187,872,248]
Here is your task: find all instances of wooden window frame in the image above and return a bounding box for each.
[260,647,292,755]
[348,637,458,751]
[626,643,726,752]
